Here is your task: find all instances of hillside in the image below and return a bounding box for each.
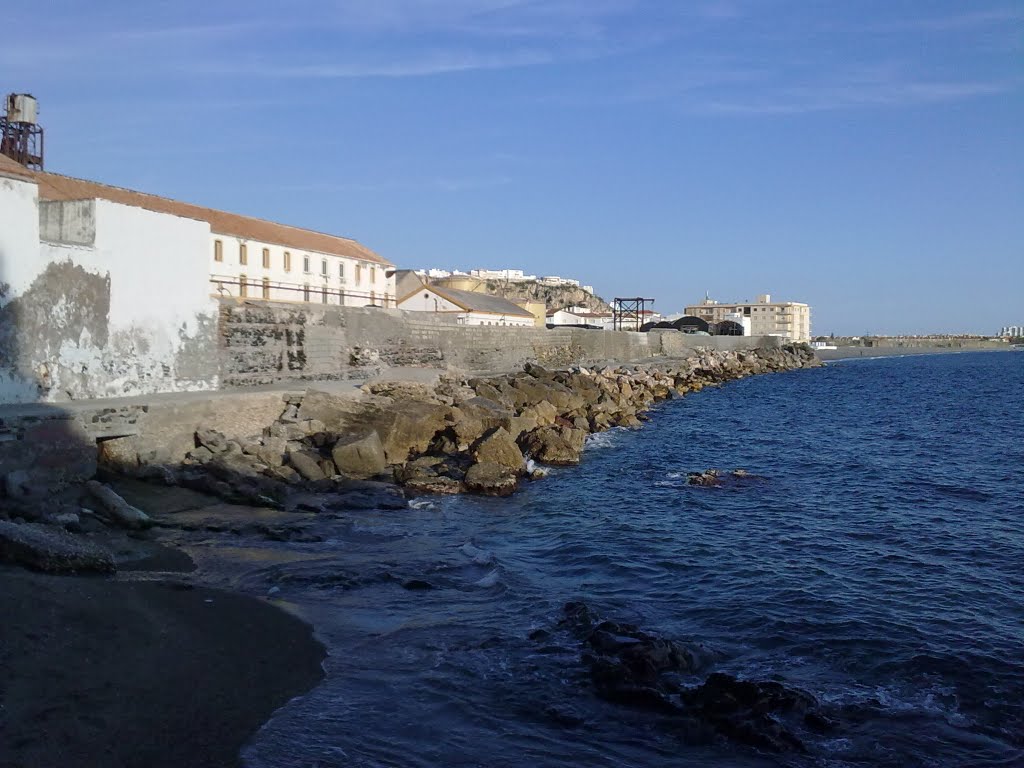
[480,280,612,313]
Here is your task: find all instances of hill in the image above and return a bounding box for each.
[479,279,612,313]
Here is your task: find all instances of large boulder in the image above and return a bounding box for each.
[464,462,519,497]
[331,432,387,479]
[287,449,328,482]
[471,428,525,473]
[372,401,451,464]
[0,520,115,573]
[447,396,516,449]
[521,426,587,466]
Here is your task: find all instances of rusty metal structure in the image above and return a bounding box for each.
[612,297,655,331]
[1,93,44,170]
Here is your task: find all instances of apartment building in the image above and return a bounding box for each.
[686,294,811,342]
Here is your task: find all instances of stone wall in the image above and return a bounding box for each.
[218,298,786,386]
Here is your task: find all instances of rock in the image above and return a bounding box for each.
[471,428,525,473]
[195,428,229,453]
[687,469,722,487]
[0,520,115,573]
[401,475,465,495]
[287,449,328,482]
[256,436,288,467]
[4,469,33,499]
[372,401,451,464]
[464,462,519,496]
[85,480,152,529]
[557,602,832,754]
[187,446,215,464]
[331,432,387,479]
[521,426,586,466]
[264,464,302,484]
[679,673,830,753]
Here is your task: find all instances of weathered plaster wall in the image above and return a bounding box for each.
[1,184,220,403]
[218,299,786,386]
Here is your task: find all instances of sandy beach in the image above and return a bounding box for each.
[0,566,324,768]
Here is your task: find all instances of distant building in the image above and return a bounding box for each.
[396,272,534,326]
[999,325,1023,338]
[686,293,811,342]
[547,306,615,329]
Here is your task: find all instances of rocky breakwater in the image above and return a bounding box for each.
[99,344,819,504]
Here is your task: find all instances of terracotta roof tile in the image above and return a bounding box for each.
[32,171,392,266]
[0,153,34,180]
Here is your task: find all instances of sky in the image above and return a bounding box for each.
[3,0,1021,335]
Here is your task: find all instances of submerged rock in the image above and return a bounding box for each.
[557,602,835,754]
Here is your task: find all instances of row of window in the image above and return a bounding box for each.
[235,275,390,305]
[213,239,377,284]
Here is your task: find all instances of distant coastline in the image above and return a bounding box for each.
[817,345,1016,362]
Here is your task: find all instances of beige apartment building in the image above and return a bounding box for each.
[686,294,811,342]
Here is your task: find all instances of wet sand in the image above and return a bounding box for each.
[0,566,324,768]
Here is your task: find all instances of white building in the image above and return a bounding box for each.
[546,307,615,329]
[34,173,395,308]
[1,154,219,402]
[396,274,534,326]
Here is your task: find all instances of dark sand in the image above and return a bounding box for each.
[0,566,325,768]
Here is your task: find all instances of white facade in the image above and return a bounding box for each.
[0,173,219,403]
[210,237,394,308]
[398,285,533,327]
[547,308,615,329]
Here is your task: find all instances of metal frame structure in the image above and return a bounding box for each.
[613,297,655,331]
[1,96,44,170]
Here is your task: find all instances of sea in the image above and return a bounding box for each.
[199,351,1024,767]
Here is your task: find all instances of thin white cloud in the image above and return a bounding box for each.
[694,78,1014,116]
[220,49,553,78]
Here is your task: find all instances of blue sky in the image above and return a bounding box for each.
[4,1,1021,334]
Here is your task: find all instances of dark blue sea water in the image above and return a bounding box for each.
[220,351,1021,767]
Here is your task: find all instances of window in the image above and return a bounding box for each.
[370,266,376,284]
[239,243,248,266]
[214,239,223,262]
[239,275,248,297]
[339,290,345,306]
[262,248,270,269]
[283,251,291,272]
[262,278,270,299]
[321,259,328,276]
[303,255,310,273]
[303,284,310,302]
[321,287,328,304]
[355,263,362,285]
[338,262,345,279]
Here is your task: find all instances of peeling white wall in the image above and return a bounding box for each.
[0,175,41,301]
[1,180,220,403]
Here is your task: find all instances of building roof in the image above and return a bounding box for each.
[399,276,532,318]
[31,171,392,266]
[433,285,533,317]
[0,153,34,180]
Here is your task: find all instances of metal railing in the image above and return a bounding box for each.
[210,275,395,308]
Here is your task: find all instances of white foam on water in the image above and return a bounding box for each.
[460,542,495,565]
[474,569,501,588]
[408,499,437,510]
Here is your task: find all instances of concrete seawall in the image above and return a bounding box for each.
[218,299,785,386]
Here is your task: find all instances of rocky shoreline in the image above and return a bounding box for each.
[94,343,820,506]
[0,343,820,765]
